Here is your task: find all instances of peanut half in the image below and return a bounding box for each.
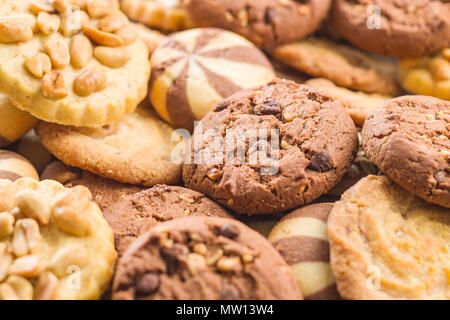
[41,71,68,100]
[37,12,60,34]
[83,25,124,47]
[45,38,70,69]
[73,66,107,97]
[0,17,33,43]
[94,46,131,68]
[25,53,52,78]
[70,34,93,69]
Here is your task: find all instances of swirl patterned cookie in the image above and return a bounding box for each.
[0,150,39,182]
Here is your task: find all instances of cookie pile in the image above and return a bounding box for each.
[0,0,448,300]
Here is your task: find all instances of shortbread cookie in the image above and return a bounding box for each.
[271,37,402,96]
[272,60,310,85]
[112,216,303,300]
[331,0,450,58]
[0,150,39,182]
[41,161,145,211]
[328,175,450,299]
[182,0,332,48]
[122,0,191,31]
[15,130,53,174]
[362,96,450,208]
[150,28,275,131]
[103,185,233,257]
[305,78,392,127]
[0,95,37,148]
[134,23,167,55]
[183,79,358,215]
[0,0,150,127]
[36,106,182,186]
[0,178,116,300]
[268,203,340,300]
[398,48,450,100]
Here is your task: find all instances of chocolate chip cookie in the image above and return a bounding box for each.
[111,216,303,300]
[362,95,450,208]
[183,78,358,215]
[331,0,450,58]
[182,0,332,48]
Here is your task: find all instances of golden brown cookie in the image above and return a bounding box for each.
[398,48,450,100]
[271,37,402,96]
[134,23,167,55]
[0,178,116,300]
[36,105,182,186]
[328,175,450,300]
[150,28,275,131]
[0,150,39,182]
[15,130,54,174]
[0,0,150,127]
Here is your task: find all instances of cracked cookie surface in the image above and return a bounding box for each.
[112,216,302,300]
[362,95,450,208]
[182,78,358,215]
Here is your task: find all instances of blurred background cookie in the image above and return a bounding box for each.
[150,28,275,131]
[134,23,167,55]
[122,0,192,31]
[0,150,39,182]
[268,203,340,300]
[0,95,37,148]
[271,37,402,96]
[15,131,53,174]
[182,0,332,48]
[398,48,450,100]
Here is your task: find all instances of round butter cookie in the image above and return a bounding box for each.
[103,185,233,257]
[122,0,192,31]
[331,0,450,58]
[134,23,167,55]
[271,37,402,96]
[268,203,340,300]
[362,95,450,208]
[150,28,275,131]
[182,0,332,48]
[112,216,302,300]
[398,48,450,100]
[36,105,182,186]
[328,175,450,300]
[0,150,39,182]
[0,0,150,127]
[0,178,116,300]
[0,95,37,148]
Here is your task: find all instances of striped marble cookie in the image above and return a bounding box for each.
[268,203,340,300]
[150,28,275,131]
[0,150,39,182]
[0,94,37,148]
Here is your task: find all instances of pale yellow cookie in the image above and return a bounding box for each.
[0,178,116,300]
[0,0,150,127]
[328,175,450,300]
[398,48,450,100]
[134,22,166,55]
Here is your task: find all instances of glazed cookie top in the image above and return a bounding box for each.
[103,185,233,257]
[0,0,150,127]
[331,0,450,58]
[112,216,302,300]
[328,175,450,300]
[362,95,450,208]
[182,0,332,48]
[183,78,358,215]
[0,178,116,300]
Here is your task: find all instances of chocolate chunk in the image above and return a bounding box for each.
[256,101,282,115]
[434,171,446,185]
[161,243,189,274]
[214,101,231,112]
[219,223,240,239]
[135,273,160,297]
[308,150,333,172]
[221,283,241,300]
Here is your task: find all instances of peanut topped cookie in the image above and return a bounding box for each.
[328,175,450,300]
[182,0,332,48]
[362,95,450,208]
[112,217,302,300]
[183,79,358,215]
[0,0,150,127]
[331,0,450,58]
[0,178,116,300]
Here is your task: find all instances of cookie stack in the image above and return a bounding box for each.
[0,0,448,301]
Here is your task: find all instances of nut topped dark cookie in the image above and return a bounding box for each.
[331,0,450,58]
[362,95,450,208]
[182,0,332,48]
[111,216,303,300]
[182,78,358,215]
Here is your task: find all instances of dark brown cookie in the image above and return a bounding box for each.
[182,0,332,48]
[182,78,358,215]
[41,161,145,211]
[331,0,450,58]
[111,216,303,300]
[103,185,233,257]
[362,95,450,208]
